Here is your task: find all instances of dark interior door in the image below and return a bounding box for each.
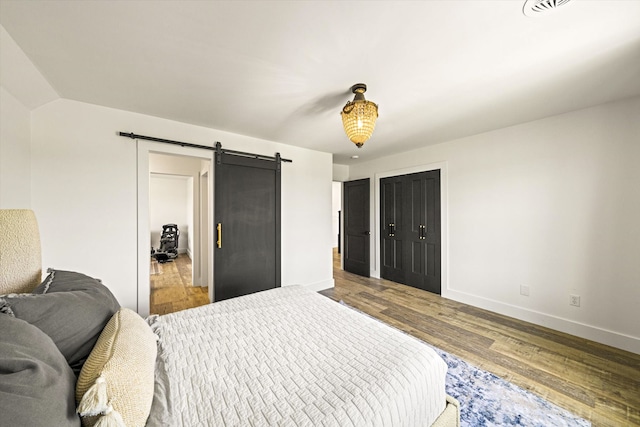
[343,178,370,277]
[214,154,280,301]
[403,170,441,293]
[380,170,441,294]
[380,176,404,283]
[422,170,441,293]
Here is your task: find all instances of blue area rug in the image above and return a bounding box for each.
[433,348,590,427]
[337,301,590,426]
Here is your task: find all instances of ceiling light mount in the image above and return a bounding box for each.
[341,83,378,148]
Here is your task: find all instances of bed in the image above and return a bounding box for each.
[0,209,460,427]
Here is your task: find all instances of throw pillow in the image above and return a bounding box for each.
[76,308,158,427]
[0,313,81,427]
[0,269,120,376]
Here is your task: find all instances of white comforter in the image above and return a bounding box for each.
[146,286,447,426]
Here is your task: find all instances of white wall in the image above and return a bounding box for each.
[349,96,640,354]
[0,25,58,209]
[333,164,349,182]
[0,88,31,208]
[30,98,334,313]
[149,174,190,254]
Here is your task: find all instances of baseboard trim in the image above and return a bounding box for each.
[300,279,335,292]
[446,289,640,355]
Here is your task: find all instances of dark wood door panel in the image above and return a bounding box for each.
[408,173,424,237]
[344,179,370,277]
[346,234,367,263]
[214,154,280,301]
[381,176,404,282]
[423,170,441,294]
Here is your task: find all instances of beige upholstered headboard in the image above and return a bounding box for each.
[0,209,42,294]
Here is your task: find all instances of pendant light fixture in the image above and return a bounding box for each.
[341,83,378,148]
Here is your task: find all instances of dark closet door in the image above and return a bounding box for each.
[422,170,441,293]
[380,176,404,283]
[343,178,370,277]
[380,170,441,294]
[403,170,441,294]
[214,154,280,301]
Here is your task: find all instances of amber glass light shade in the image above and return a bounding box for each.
[341,84,378,148]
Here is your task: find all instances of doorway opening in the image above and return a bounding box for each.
[148,172,209,314]
[137,146,213,317]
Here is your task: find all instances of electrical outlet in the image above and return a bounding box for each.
[570,294,581,307]
[520,285,530,296]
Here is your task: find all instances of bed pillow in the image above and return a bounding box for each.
[0,269,120,376]
[0,313,81,427]
[76,308,158,427]
[32,269,108,294]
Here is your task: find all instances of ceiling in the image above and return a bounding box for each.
[1,1,639,164]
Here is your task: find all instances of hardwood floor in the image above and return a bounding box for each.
[149,254,209,315]
[321,249,640,427]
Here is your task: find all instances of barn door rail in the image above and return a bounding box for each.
[118,132,292,164]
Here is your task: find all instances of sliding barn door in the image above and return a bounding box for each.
[214,154,280,301]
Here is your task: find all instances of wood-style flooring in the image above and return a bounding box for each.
[320,249,640,427]
[149,254,209,315]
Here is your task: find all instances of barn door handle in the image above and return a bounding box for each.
[388,223,395,237]
[216,223,222,248]
[419,225,425,240]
